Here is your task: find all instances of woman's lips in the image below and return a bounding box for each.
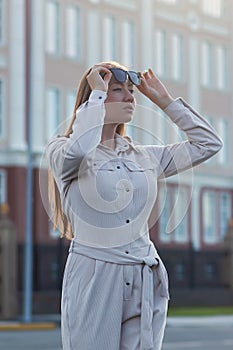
[123,105,135,112]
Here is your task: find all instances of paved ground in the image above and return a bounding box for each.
[163,315,233,349]
[0,315,233,350]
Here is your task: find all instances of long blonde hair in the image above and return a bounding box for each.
[48,61,128,240]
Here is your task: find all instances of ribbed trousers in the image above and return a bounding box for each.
[61,240,169,350]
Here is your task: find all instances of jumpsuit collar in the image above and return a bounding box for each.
[99,133,139,154]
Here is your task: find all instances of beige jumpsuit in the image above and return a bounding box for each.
[46,90,222,350]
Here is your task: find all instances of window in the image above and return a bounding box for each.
[46,87,60,140]
[203,116,215,165]
[121,20,135,67]
[175,263,185,281]
[219,192,232,239]
[66,5,81,59]
[216,46,227,90]
[201,41,212,87]
[66,91,76,119]
[103,16,116,60]
[173,188,189,243]
[202,189,232,245]
[159,185,189,244]
[216,118,228,165]
[204,263,215,280]
[0,0,5,44]
[0,170,6,204]
[155,29,166,78]
[202,0,223,17]
[171,34,183,81]
[0,79,3,137]
[159,0,177,3]
[46,0,60,55]
[159,186,172,243]
[202,191,217,244]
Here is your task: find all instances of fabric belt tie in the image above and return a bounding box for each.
[69,240,169,350]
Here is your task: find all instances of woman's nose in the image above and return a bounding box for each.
[124,89,134,102]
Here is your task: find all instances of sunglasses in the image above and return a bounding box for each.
[110,68,141,86]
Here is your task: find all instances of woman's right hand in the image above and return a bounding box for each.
[86,64,112,92]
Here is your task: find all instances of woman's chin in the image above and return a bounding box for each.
[105,115,133,124]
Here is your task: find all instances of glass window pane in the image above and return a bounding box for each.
[66,6,81,58]
[159,186,172,242]
[46,0,60,54]
[0,170,6,204]
[219,192,232,239]
[201,41,212,87]
[203,191,217,244]
[216,118,228,165]
[174,188,189,243]
[0,0,4,44]
[121,20,134,67]
[155,29,166,77]
[103,16,116,60]
[0,80,3,136]
[46,88,60,140]
[216,46,227,90]
[171,34,183,81]
[159,0,176,3]
[66,91,76,119]
[202,0,222,17]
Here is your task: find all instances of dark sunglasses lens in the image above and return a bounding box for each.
[128,71,141,85]
[110,68,127,82]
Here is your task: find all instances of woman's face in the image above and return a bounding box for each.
[104,76,136,124]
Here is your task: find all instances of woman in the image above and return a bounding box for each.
[46,61,222,350]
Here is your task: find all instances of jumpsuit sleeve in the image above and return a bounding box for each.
[143,98,223,178]
[46,90,107,185]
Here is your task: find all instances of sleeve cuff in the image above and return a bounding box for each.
[163,97,183,113]
[89,90,107,102]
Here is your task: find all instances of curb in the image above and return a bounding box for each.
[0,322,57,331]
[167,315,233,327]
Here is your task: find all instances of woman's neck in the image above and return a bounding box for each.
[101,124,117,150]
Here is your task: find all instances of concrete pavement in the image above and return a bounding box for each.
[1,314,233,330]
[1,315,233,350]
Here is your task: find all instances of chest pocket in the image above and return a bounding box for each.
[122,158,155,172]
[92,160,115,172]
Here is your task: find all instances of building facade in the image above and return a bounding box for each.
[0,0,232,313]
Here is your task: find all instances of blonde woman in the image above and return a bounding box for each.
[46,61,222,350]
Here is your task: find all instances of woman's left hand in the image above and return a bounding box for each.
[137,68,174,109]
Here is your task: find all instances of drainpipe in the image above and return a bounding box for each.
[23,0,34,323]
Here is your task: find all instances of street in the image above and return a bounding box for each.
[0,317,233,350]
[162,322,233,349]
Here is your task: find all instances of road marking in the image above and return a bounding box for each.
[163,341,202,349]
[163,339,233,349]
